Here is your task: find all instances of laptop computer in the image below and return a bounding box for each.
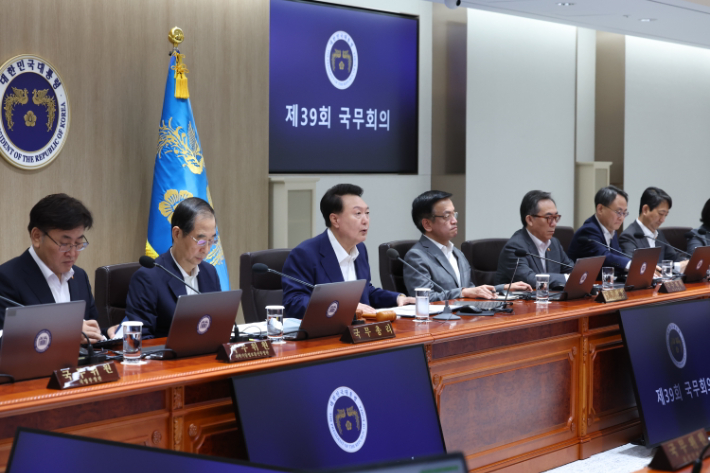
[144,290,242,359]
[0,301,85,383]
[283,279,367,340]
[549,255,605,301]
[625,246,663,290]
[682,245,710,283]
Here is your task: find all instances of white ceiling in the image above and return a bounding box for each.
[428,0,710,49]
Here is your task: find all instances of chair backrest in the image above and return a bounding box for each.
[378,240,418,294]
[555,226,575,253]
[460,239,508,286]
[94,263,141,329]
[239,249,291,324]
[660,226,693,253]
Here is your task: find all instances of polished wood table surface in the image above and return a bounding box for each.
[0,282,708,472]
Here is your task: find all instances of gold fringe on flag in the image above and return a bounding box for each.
[172,52,190,99]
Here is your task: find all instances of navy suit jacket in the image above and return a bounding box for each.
[0,249,98,330]
[125,250,221,338]
[687,224,710,255]
[282,230,400,320]
[619,220,686,264]
[567,216,630,270]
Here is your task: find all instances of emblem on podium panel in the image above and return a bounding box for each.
[666,323,687,369]
[325,31,358,90]
[0,55,69,169]
[328,386,367,452]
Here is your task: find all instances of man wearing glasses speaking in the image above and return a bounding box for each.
[126,197,221,338]
[495,190,575,288]
[0,194,103,343]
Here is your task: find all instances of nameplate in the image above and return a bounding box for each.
[47,361,120,390]
[594,288,628,303]
[341,321,395,344]
[659,279,687,294]
[216,340,275,363]
[649,428,708,471]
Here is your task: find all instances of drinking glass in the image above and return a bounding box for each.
[602,267,614,290]
[535,274,550,304]
[122,321,143,365]
[414,288,431,323]
[265,305,285,344]
[662,260,673,280]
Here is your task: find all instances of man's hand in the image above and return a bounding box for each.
[678,260,689,274]
[396,294,415,306]
[107,324,120,339]
[462,285,498,299]
[81,320,103,344]
[505,281,533,292]
[356,303,377,316]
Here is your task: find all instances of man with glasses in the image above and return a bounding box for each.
[495,190,574,288]
[620,186,689,271]
[403,190,531,301]
[126,197,221,338]
[567,186,631,271]
[282,183,413,319]
[0,194,103,343]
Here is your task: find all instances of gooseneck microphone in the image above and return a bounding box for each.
[139,255,201,294]
[252,263,315,289]
[686,229,709,247]
[633,232,692,258]
[496,254,523,314]
[514,248,574,270]
[578,236,633,260]
[386,248,459,321]
[0,295,24,308]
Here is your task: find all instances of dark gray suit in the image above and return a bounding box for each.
[619,220,686,264]
[494,228,574,287]
[687,224,710,255]
[404,235,504,301]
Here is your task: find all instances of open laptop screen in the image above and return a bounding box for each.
[231,345,445,469]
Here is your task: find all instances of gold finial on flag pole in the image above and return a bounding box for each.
[168,27,189,99]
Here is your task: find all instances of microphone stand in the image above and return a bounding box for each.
[495,258,520,314]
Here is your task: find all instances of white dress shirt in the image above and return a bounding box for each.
[327,228,359,282]
[170,248,200,295]
[424,235,462,287]
[595,215,614,246]
[636,218,658,248]
[526,229,552,273]
[29,246,73,303]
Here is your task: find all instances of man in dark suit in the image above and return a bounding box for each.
[568,186,631,271]
[403,190,531,301]
[282,184,414,320]
[495,190,574,288]
[687,197,710,255]
[0,194,102,343]
[620,187,689,272]
[126,198,221,338]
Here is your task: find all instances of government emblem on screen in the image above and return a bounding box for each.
[666,323,687,369]
[327,386,367,452]
[324,31,359,90]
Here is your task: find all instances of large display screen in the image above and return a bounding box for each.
[231,345,445,469]
[619,299,710,447]
[269,0,419,173]
[7,429,290,473]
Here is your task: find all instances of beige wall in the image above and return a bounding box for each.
[0,0,269,290]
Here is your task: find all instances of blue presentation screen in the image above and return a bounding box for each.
[231,345,445,469]
[269,0,419,173]
[619,299,710,447]
[7,429,290,473]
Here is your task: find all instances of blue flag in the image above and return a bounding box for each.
[145,52,230,291]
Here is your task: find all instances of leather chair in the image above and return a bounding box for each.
[461,239,507,286]
[660,226,692,253]
[94,263,141,329]
[555,226,575,254]
[378,240,417,294]
[240,249,291,324]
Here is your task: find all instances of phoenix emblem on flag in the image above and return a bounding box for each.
[157,117,204,174]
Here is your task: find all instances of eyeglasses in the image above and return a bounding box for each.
[431,211,458,222]
[529,214,562,225]
[43,231,89,252]
[604,205,629,218]
[191,235,219,247]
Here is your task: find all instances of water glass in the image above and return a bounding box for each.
[535,274,550,304]
[122,321,143,365]
[602,267,614,290]
[662,260,673,280]
[414,288,431,323]
[265,305,285,344]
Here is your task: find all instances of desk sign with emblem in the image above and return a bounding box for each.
[648,428,708,471]
[660,279,687,294]
[217,340,275,363]
[47,361,120,390]
[341,321,395,344]
[595,287,628,303]
[0,55,70,169]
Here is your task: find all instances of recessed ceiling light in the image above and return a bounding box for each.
[639,18,657,22]
[557,2,574,5]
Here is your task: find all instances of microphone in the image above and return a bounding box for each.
[691,439,710,473]
[513,249,574,269]
[252,263,315,289]
[0,294,24,308]
[496,255,521,314]
[139,256,201,294]
[686,229,709,246]
[633,232,692,258]
[386,248,459,321]
[578,236,633,260]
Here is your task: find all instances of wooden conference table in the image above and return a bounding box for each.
[0,282,709,473]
